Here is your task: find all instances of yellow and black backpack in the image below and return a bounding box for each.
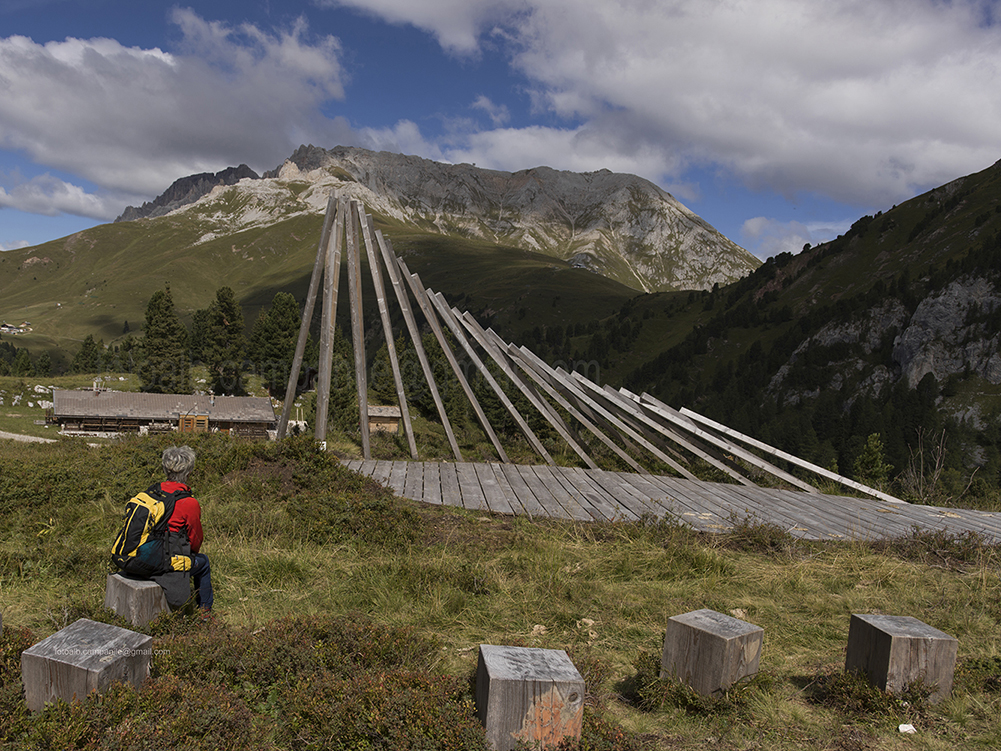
[111,483,191,577]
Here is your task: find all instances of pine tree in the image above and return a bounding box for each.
[204,287,247,395]
[11,348,33,377]
[139,286,191,394]
[250,291,302,398]
[71,334,103,374]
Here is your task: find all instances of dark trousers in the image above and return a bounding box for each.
[189,553,213,610]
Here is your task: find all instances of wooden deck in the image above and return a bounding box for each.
[344,460,1001,542]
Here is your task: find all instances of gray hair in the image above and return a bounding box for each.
[162,445,196,483]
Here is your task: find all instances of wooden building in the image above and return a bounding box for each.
[51,389,277,438]
[367,405,402,434]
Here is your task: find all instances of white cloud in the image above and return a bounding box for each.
[0,239,30,251]
[741,217,852,260]
[334,0,1001,206]
[0,174,129,219]
[315,0,517,54]
[0,10,352,214]
[471,95,510,127]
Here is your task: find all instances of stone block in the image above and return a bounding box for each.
[21,618,152,712]
[661,609,763,696]
[104,573,169,627]
[845,614,958,703]
[476,644,585,751]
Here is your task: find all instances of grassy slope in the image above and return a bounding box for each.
[0,209,636,368]
[1,434,999,750]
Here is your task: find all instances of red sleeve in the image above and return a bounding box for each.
[164,483,204,553]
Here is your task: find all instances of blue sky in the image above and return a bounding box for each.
[2,0,1000,259]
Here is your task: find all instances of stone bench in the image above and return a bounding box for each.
[845,614,958,703]
[661,609,764,696]
[21,618,153,712]
[475,644,585,751]
[104,573,169,627]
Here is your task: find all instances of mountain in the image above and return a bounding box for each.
[116,164,260,222]
[546,158,1001,505]
[119,144,759,293]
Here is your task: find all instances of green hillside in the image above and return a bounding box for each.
[538,160,1001,507]
[0,211,636,370]
[2,435,1000,750]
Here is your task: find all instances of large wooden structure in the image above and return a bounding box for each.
[52,389,276,437]
[279,195,909,505]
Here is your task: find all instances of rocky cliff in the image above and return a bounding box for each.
[116,164,259,222]
[119,145,758,292]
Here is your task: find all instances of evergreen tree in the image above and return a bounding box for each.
[11,348,33,377]
[36,351,52,377]
[203,287,247,395]
[853,433,893,487]
[71,335,103,374]
[139,286,191,394]
[250,291,302,398]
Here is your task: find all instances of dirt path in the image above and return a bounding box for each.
[0,430,57,444]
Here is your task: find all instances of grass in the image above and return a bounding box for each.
[1,434,1000,749]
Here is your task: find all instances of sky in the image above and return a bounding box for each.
[2,0,1000,260]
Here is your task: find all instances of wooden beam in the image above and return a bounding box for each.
[589,382,755,487]
[679,407,907,504]
[629,390,821,494]
[502,342,647,473]
[458,313,598,469]
[345,200,370,459]
[545,366,698,480]
[277,194,336,439]
[313,196,345,441]
[374,230,462,461]
[428,290,554,465]
[396,259,510,462]
[356,206,418,459]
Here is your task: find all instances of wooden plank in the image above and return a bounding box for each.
[399,261,510,463]
[679,407,906,504]
[371,460,393,486]
[546,367,697,481]
[456,462,489,512]
[314,198,344,441]
[641,475,733,531]
[593,382,754,487]
[502,341,644,472]
[439,462,462,508]
[403,461,424,501]
[514,465,575,521]
[460,318,597,470]
[278,194,337,438]
[346,200,370,459]
[387,461,408,496]
[497,462,548,520]
[586,469,660,520]
[556,467,625,522]
[422,462,443,505]
[359,210,418,459]
[527,465,596,522]
[475,463,518,516]
[344,459,364,472]
[429,291,553,465]
[376,232,462,461]
[631,390,820,494]
[357,459,378,477]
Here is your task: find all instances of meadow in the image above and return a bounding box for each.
[1,428,1000,750]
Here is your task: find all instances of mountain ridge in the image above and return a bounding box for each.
[118,144,758,293]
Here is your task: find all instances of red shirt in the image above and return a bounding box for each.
[160,481,204,554]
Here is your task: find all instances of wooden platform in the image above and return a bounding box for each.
[344,460,1001,542]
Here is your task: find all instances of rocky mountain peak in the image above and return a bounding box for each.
[115,164,260,222]
[118,145,759,292]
